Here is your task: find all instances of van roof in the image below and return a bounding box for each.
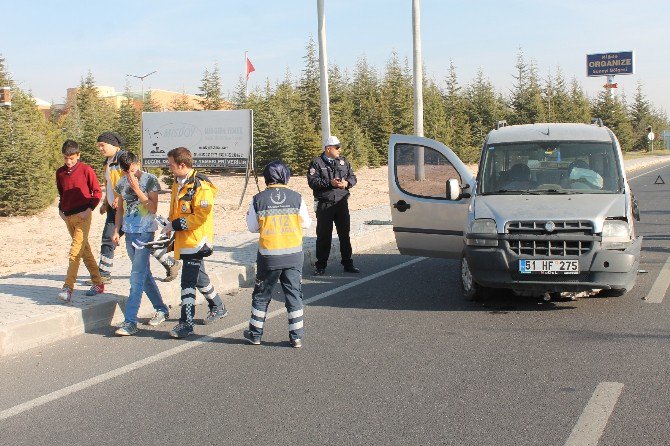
[487,123,613,144]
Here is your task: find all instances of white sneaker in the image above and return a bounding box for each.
[58,286,72,302]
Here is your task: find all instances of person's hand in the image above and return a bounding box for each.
[111,196,120,209]
[111,231,120,246]
[79,208,92,220]
[330,178,340,187]
[99,202,107,214]
[161,223,172,236]
[127,172,140,193]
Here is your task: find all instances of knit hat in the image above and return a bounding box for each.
[96,131,124,148]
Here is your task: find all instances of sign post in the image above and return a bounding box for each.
[586,51,634,98]
[142,109,259,207]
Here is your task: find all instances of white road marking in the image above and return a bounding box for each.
[628,163,669,181]
[644,256,670,303]
[564,382,624,446]
[0,257,425,422]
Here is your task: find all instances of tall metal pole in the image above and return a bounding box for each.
[412,0,425,180]
[317,0,331,144]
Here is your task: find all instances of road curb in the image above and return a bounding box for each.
[0,226,393,357]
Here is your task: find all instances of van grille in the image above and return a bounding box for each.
[505,220,594,256]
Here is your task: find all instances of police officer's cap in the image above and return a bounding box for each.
[324,135,341,148]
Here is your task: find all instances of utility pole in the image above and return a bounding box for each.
[412,0,425,180]
[317,0,331,145]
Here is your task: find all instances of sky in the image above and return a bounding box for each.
[2,0,669,115]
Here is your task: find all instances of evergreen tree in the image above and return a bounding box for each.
[629,82,654,150]
[168,92,194,111]
[142,90,161,112]
[117,84,141,155]
[423,77,449,146]
[351,56,384,165]
[543,67,573,122]
[231,76,249,109]
[509,50,545,124]
[60,71,118,174]
[591,90,635,151]
[443,61,473,157]
[297,36,321,130]
[0,56,62,215]
[466,69,507,150]
[567,78,591,123]
[381,52,413,136]
[199,64,224,110]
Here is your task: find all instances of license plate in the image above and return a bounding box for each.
[519,259,579,274]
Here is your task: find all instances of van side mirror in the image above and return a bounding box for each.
[446,179,470,200]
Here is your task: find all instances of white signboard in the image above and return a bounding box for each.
[142,109,252,169]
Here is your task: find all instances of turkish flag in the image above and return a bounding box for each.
[246,56,255,80]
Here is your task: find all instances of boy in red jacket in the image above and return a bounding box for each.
[56,140,105,302]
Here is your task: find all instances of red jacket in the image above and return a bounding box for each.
[56,162,102,215]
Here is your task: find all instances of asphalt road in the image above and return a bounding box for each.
[1,162,670,445]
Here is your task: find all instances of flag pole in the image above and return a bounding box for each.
[245,50,249,98]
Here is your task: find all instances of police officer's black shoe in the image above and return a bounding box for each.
[313,267,326,276]
[343,265,360,273]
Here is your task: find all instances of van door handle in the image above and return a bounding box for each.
[393,200,411,212]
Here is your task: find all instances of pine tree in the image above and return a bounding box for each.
[0,56,62,215]
[351,56,383,165]
[591,90,635,151]
[60,71,118,175]
[466,69,507,149]
[423,77,449,145]
[567,78,591,123]
[297,36,321,130]
[117,84,141,155]
[629,82,654,151]
[199,64,224,110]
[509,50,545,124]
[443,61,473,157]
[169,92,194,111]
[381,52,413,136]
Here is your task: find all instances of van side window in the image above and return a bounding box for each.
[394,144,462,199]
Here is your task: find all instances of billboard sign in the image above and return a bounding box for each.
[142,109,252,169]
[586,51,634,77]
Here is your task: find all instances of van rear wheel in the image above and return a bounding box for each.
[461,256,489,301]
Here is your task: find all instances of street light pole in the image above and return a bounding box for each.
[126,70,157,107]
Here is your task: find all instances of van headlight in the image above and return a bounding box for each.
[466,219,498,247]
[602,220,631,250]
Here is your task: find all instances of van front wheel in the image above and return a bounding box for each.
[461,256,489,301]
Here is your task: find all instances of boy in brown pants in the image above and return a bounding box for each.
[56,140,106,302]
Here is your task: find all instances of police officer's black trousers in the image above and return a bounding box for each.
[315,198,353,269]
[179,258,224,325]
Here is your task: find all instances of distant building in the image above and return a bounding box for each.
[62,86,232,112]
[32,97,52,120]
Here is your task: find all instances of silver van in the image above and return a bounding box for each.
[388,122,641,299]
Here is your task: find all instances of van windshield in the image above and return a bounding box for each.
[479,141,622,195]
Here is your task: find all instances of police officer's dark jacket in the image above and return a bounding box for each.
[307,153,357,203]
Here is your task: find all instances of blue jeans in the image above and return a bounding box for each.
[124,232,169,324]
[248,265,304,341]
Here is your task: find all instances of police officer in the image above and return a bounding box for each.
[307,135,360,275]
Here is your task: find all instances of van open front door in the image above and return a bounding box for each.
[388,135,475,259]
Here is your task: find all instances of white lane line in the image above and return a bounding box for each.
[564,382,624,446]
[0,257,426,422]
[644,256,670,303]
[628,163,669,181]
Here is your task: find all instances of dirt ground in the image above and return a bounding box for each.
[0,166,391,277]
